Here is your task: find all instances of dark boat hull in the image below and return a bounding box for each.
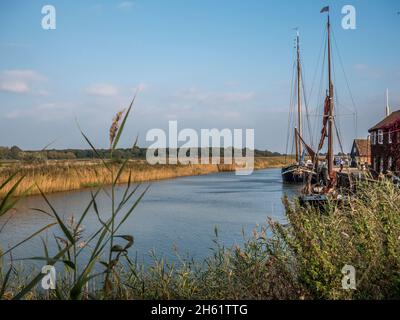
[281,164,316,184]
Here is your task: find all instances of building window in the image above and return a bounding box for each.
[378,130,383,144]
[389,130,392,144]
[372,132,376,145]
[388,156,393,171]
[380,158,384,172]
[373,157,377,171]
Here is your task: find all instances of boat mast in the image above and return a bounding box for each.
[296,31,303,163]
[295,127,299,162]
[327,14,334,176]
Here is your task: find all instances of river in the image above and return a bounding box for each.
[0,168,301,268]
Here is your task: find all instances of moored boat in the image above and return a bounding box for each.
[300,6,345,207]
[282,30,316,184]
[281,163,316,184]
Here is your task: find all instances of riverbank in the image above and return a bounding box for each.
[0,156,290,197]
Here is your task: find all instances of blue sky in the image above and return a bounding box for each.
[0,0,399,153]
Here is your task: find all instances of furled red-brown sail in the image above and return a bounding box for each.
[318,95,331,151]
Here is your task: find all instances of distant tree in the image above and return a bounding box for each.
[10,145,22,159]
[20,151,47,163]
[0,146,9,159]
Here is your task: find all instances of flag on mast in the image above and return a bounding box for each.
[320,6,330,13]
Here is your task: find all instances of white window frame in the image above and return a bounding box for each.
[378,130,383,145]
[372,132,376,145]
[389,130,392,144]
[388,156,393,171]
[380,158,384,172]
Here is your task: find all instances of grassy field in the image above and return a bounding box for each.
[0,156,290,197]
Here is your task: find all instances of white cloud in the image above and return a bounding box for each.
[4,102,77,121]
[132,82,148,94]
[353,64,368,71]
[0,80,29,93]
[353,64,383,79]
[3,70,45,81]
[85,83,119,96]
[175,88,255,105]
[117,1,134,9]
[219,92,254,103]
[0,69,46,94]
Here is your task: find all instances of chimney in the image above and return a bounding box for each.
[386,89,391,117]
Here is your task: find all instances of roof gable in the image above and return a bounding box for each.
[352,139,370,156]
[369,110,400,132]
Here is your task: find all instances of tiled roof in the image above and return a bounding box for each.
[353,139,370,157]
[369,110,400,132]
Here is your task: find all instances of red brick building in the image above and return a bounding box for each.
[368,110,400,173]
[350,139,371,167]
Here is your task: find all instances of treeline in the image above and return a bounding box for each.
[0,146,146,162]
[0,145,282,162]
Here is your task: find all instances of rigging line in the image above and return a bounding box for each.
[307,113,357,117]
[285,49,297,160]
[332,50,346,154]
[313,30,328,151]
[332,28,358,137]
[334,119,345,156]
[334,116,354,190]
[306,27,327,114]
[300,59,314,147]
[334,102,358,113]
[308,28,327,150]
[285,43,296,157]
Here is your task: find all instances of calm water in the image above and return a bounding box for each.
[0,168,300,267]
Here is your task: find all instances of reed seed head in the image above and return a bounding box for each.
[109,109,126,148]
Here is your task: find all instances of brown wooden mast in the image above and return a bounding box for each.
[327,13,334,176]
[295,127,299,162]
[296,31,303,163]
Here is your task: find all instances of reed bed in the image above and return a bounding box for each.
[0,157,287,197]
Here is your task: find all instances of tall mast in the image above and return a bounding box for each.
[295,127,299,163]
[327,14,334,176]
[296,31,303,163]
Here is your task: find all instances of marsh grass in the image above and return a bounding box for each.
[0,95,150,300]
[0,157,286,198]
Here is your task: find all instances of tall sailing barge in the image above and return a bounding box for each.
[281,30,316,184]
[301,6,344,203]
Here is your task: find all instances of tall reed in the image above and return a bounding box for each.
[1,95,149,299]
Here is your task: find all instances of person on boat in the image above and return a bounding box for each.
[320,160,329,186]
[339,158,344,172]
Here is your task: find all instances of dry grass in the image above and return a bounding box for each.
[0,157,288,197]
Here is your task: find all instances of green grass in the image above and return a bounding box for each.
[80,182,103,188]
